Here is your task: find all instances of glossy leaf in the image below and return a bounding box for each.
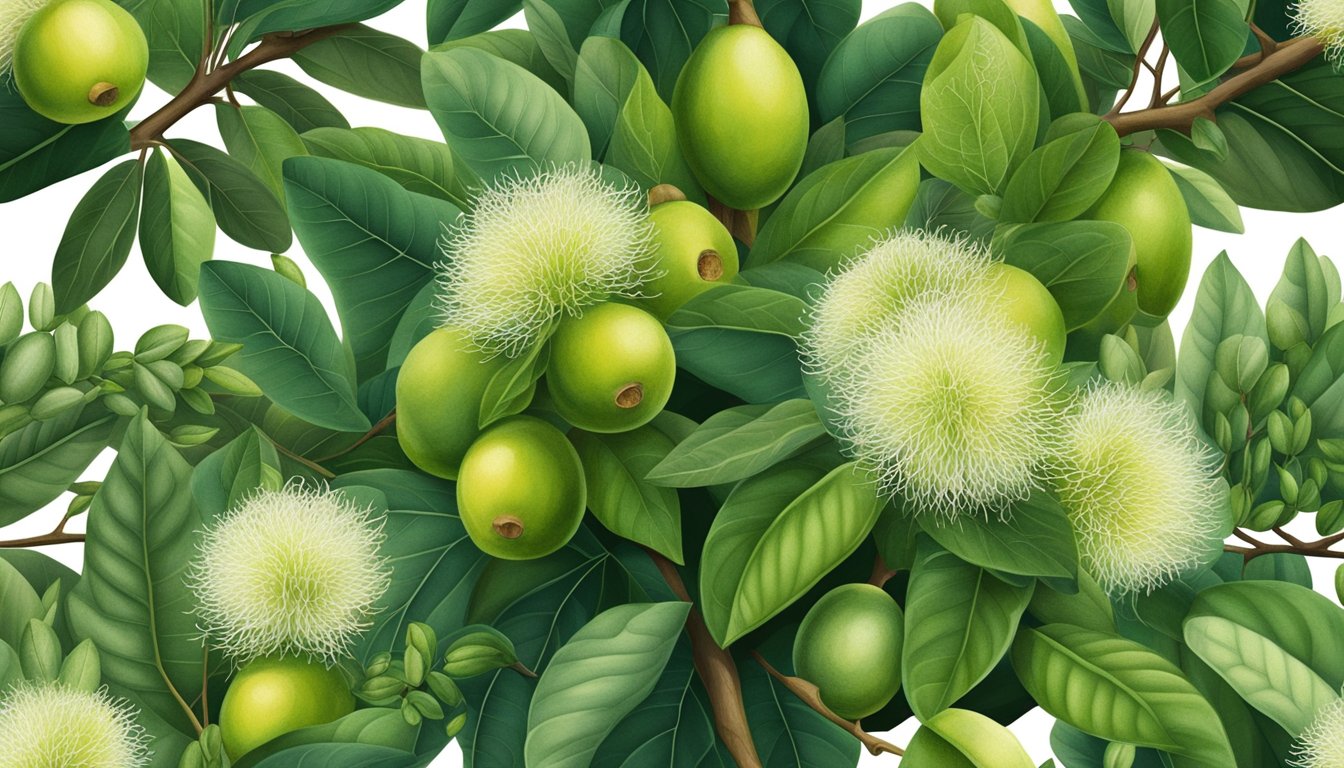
[902,708,1036,768]
[571,427,683,563]
[139,150,216,305]
[756,0,860,104]
[918,491,1079,583]
[169,139,293,253]
[51,160,143,313]
[647,400,827,488]
[997,221,1133,330]
[121,0,205,92]
[294,25,427,109]
[1000,118,1120,223]
[605,56,699,195]
[611,0,725,100]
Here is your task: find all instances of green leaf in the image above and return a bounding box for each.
[902,708,1036,768]
[1267,238,1331,351]
[570,427,683,563]
[225,0,403,52]
[526,602,691,768]
[1001,118,1120,223]
[216,104,308,205]
[234,70,351,134]
[1293,322,1344,441]
[139,150,216,305]
[168,139,292,253]
[0,558,44,650]
[1155,0,1248,84]
[749,146,921,272]
[198,261,369,432]
[68,414,206,736]
[740,640,859,766]
[120,0,205,92]
[20,618,62,682]
[233,709,418,768]
[920,16,1039,196]
[434,29,567,94]
[997,221,1133,330]
[191,426,282,518]
[301,126,468,208]
[816,4,943,147]
[903,541,1034,720]
[58,639,102,692]
[756,0,860,106]
[293,26,427,110]
[1176,253,1267,419]
[283,155,458,380]
[51,160,143,313]
[0,407,114,526]
[249,744,418,768]
[666,284,809,338]
[523,0,625,82]
[701,461,882,646]
[1012,624,1236,765]
[605,58,699,195]
[918,491,1079,583]
[611,0,726,101]
[0,89,130,203]
[429,0,524,43]
[1164,162,1244,234]
[572,36,644,158]
[1108,0,1157,52]
[422,48,591,182]
[905,177,996,244]
[647,400,827,488]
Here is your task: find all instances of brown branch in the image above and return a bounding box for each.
[1105,36,1325,136]
[129,25,352,150]
[1148,44,1170,109]
[646,549,764,768]
[751,652,904,757]
[868,554,897,589]
[1224,527,1344,561]
[1105,21,1160,119]
[1251,23,1279,59]
[314,410,397,463]
[0,531,85,548]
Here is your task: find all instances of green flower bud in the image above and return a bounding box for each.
[51,322,79,384]
[76,311,115,379]
[272,253,307,288]
[443,629,519,678]
[134,325,190,363]
[0,282,21,344]
[426,671,463,708]
[30,386,86,421]
[446,712,468,740]
[27,282,54,332]
[407,690,444,720]
[0,332,55,404]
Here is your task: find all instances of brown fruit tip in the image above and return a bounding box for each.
[1126,268,1138,292]
[615,383,644,409]
[88,82,120,107]
[492,515,524,539]
[697,250,725,281]
[649,184,687,207]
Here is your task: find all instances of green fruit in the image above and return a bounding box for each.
[219,655,354,759]
[547,303,676,433]
[1085,150,1192,318]
[396,327,528,480]
[457,415,586,560]
[988,263,1067,367]
[643,201,739,319]
[792,583,904,720]
[672,24,809,210]
[13,0,148,124]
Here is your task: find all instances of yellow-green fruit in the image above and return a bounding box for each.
[548,303,675,433]
[1085,151,1192,318]
[219,656,354,759]
[457,415,586,560]
[13,0,148,124]
[792,583,904,720]
[396,327,527,480]
[1000,0,1087,105]
[672,25,809,210]
[988,263,1067,367]
[643,201,739,319]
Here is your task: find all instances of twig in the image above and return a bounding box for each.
[272,441,337,480]
[0,531,85,548]
[868,554,897,589]
[1251,23,1279,59]
[1224,527,1344,561]
[1105,21,1160,119]
[314,410,397,463]
[646,549,764,768]
[1148,44,1170,109]
[751,652,904,757]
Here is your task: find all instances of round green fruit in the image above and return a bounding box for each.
[219,655,354,759]
[13,0,148,124]
[457,415,586,560]
[672,24,809,210]
[988,263,1067,367]
[643,200,739,319]
[547,302,675,433]
[1085,150,1192,318]
[396,326,529,481]
[792,583,904,720]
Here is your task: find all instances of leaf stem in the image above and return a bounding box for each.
[751,652,904,757]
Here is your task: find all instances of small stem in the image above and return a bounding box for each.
[201,643,211,727]
[0,531,86,549]
[868,554,897,589]
[272,441,337,480]
[510,661,538,679]
[728,0,763,27]
[1105,21,1160,119]
[1148,44,1170,109]
[314,410,397,463]
[751,652,904,757]
[1251,23,1279,58]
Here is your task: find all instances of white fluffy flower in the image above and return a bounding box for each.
[1050,383,1225,594]
[190,483,391,663]
[437,165,655,355]
[0,683,149,768]
[1293,0,1344,60]
[834,293,1060,518]
[1295,695,1344,768]
[0,0,47,78]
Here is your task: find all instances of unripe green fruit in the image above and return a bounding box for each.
[396,327,528,480]
[988,263,1067,367]
[1084,150,1192,318]
[13,0,148,124]
[792,583,904,720]
[547,303,676,433]
[457,415,586,560]
[643,201,739,319]
[0,331,56,404]
[672,25,809,210]
[219,655,355,759]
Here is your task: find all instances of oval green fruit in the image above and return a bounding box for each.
[219,655,354,759]
[988,263,1067,367]
[1085,150,1192,318]
[13,0,148,124]
[643,201,739,319]
[396,326,529,480]
[548,302,675,433]
[457,415,586,560]
[672,24,809,210]
[792,583,904,720]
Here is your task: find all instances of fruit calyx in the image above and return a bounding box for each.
[649,184,687,206]
[88,82,119,106]
[697,250,724,280]
[492,515,525,539]
[615,383,645,409]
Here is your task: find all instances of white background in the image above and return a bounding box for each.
[2,0,1342,764]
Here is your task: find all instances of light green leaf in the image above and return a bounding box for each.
[216,104,308,205]
[232,708,419,768]
[572,36,645,158]
[57,639,102,692]
[1164,162,1244,234]
[902,708,1036,768]
[570,427,683,564]
[646,400,827,488]
[169,138,293,253]
[1000,118,1120,223]
[1175,253,1267,419]
[0,558,43,650]
[1108,0,1156,52]
[917,491,1079,583]
[51,160,143,313]
[301,126,468,208]
[139,150,216,305]
[1155,0,1247,83]
[191,426,282,518]
[1267,238,1330,351]
[294,25,427,109]
[606,59,699,196]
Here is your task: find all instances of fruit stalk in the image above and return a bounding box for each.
[646,549,764,768]
[751,652,904,757]
[727,0,762,28]
[129,25,351,150]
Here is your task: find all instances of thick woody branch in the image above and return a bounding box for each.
[751,652,904,757]
[647,550,764,768]
[1223,527,1344,561]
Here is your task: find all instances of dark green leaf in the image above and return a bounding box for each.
[997,220,1133,330]
[0,89,130,203]
[1001,118,1120,223]
[216,104,309,205]
[647,400,827,487]
[120,0,205,92]
[191,426,282,518]
[612,0,726,101]
[1155,0,1248,84]
[756,0,860,109]
[435,29,566,96]
[918,491,1079,583]
[234,70,351,133]
[226,0,403,54]
[523,0,625,82]
[606,57,699,195]
[572,36,643,158]
[51,160,143,313]
[168,139,292,253]
[429,0,524,44]
[233,709,418,768]
[295,25,427,109]
[301,126,469,208]
[571,427,683,563]
[0,407,114,526]
[139,150,216,305]
[740,639,859,767]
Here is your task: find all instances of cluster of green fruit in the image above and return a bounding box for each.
[7,0,148,124]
